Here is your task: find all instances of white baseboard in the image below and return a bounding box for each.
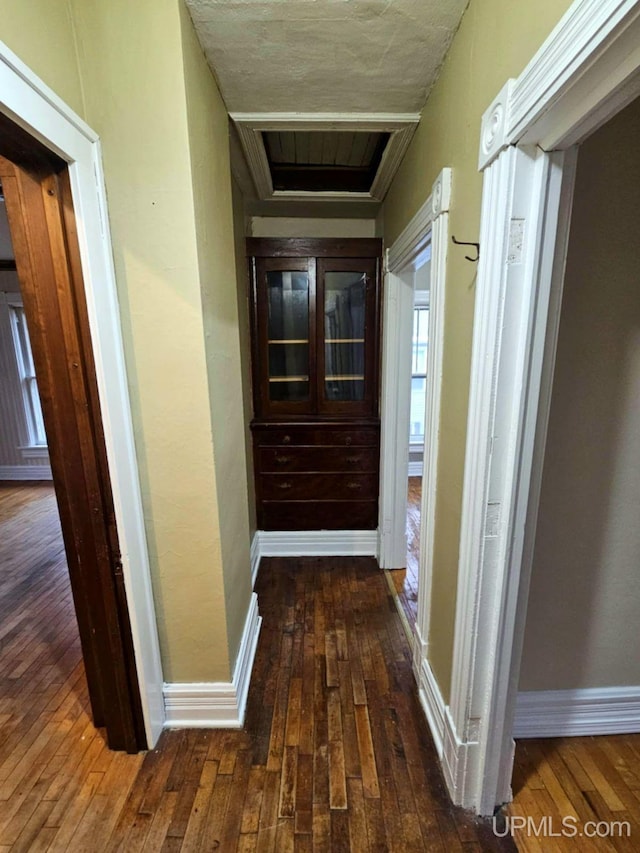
[163,592,262,728]
[412,637,480,809]
[407,461,423,477]
[0,465,52,480]
[416,652,446,760]
[256,529,378,558]
[250,533,260,588]
[514,686,640,738]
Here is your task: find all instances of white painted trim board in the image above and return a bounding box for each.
[250,532,260,588]
[231,112,419,203]
[0,465,52,480]
[257,529,378,558]
[514,687,640,738]
[163,593,262,728]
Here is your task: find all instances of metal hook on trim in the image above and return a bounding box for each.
[451,235,480,263]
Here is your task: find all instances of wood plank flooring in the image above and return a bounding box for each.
[509,736,640,851]
[4,483,640,851]
[388,476,420,628]
[0,484,144,851]
[0,484,513,851]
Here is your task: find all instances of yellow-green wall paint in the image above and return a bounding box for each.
[2,0,252,683]
[383,0,573,701]
[0,0,85,116]
[180,3,253,665]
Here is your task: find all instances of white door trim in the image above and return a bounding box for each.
[451,0,640,814]
[0,40,165,746]
[379,168,450,667]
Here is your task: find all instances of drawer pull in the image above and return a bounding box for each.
[345,436,352,446]
[276,481,293,490]
[346,455,362,465]
[282,435,291,444]
[275,454,292,464]
[347,481,362,490]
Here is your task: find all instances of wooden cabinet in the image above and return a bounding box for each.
[247,238,382,531]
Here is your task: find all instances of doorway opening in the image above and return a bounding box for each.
[0,114,146,752]
[507,96,640,831]
[0,184,104,766]
[389,257,431,629]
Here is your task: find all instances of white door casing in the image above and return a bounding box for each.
[449,0,640,815]
[0,40,165,745]
[379,167,450,671]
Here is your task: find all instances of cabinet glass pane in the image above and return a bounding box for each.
[324,271,366,401]
[267,270,310,401]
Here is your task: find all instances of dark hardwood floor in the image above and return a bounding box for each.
[0,484,512,851]
[3,482,639,851]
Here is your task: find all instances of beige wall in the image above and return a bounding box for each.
[0,0,85,116]
[250,217,377,238]
[382,0,573,701]
[2,0,251,683]
[519,97,640,692]
[180,5,253,665]
[232,179,257,538]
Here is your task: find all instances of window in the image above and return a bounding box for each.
[8,301,47,447]
[410,304,429,444]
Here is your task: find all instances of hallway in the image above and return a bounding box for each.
[3,484,638,849]
[0,487,512,850]
[111,557,512,851]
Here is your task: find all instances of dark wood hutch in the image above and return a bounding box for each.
[247,237,383,531]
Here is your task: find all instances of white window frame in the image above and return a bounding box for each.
[7,295,47,449]
[409,297,429,448]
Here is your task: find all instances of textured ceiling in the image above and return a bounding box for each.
[185,0,468,114]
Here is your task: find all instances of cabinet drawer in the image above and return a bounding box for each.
[254,427,379,447]
[262,500,378,531]
[258,446,378,473]
[260,473,377,501]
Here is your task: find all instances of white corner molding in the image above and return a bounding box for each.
[508,0,640,149]
[0,464,52,480]
[256,529,378,558]
[478,80,515,171]
[386,192,433,273]
[0,39,165,746]
[431,166,452,217]
[231,112,419,204]
[163,592,262,728]
[478,1,640,165]
[514,687,640,738]
[250,532,260,588]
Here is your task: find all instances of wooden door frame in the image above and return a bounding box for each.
[0,41,164,745]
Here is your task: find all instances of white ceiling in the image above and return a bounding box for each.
[186,0,468,114]
[186,0,468,216]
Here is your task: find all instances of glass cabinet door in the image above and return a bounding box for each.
[256,257,315,414]
[317,257,378,415]
[323,271,366,401]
